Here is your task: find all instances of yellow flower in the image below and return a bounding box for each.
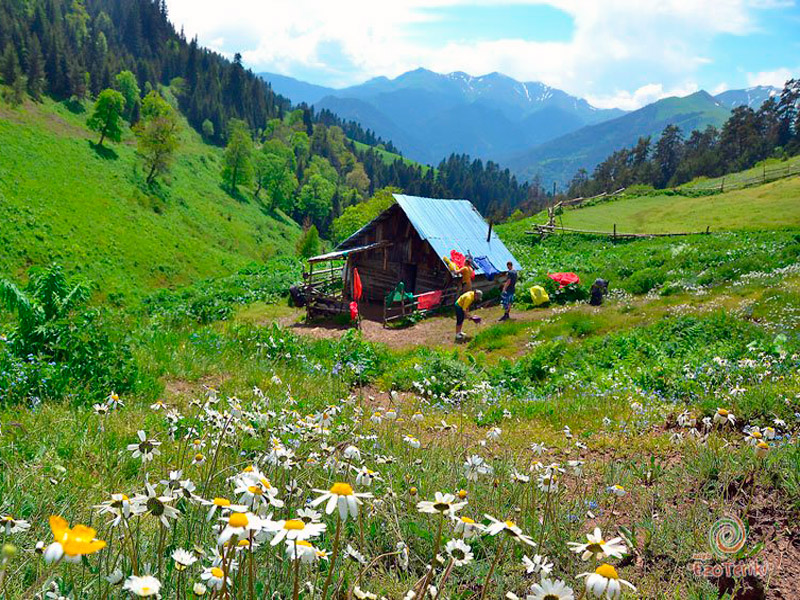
[44,516,105,563]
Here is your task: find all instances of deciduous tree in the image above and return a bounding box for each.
[87,88,126,146]
[135,91,180,185]
[297,174,336,228]
[115,70,140,121]
[253,151,298,211]
[221,119,253,193]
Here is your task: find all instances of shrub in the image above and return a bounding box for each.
[0,266,148,406]
[623,267,667,294]
[144,258,301,325]
[296,225,321,258]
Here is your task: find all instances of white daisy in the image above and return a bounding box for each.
[577,564,636,599]
[484,515,536,547]
[713,408,736,426]
[444,538,473,566]
[310,482,373,521]
[522,554,553,575]
[528,577,574,600]
[1,515,30,535]
[126,430,161,462]
[268,518,326,546]
[417,492,467,516]
[453,515,484,539]
[172,548,198,570]
[123,575,161,597]
[200,566,229,591]
[568,527,627,561]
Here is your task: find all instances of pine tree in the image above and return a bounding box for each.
[1,42,20,85]
[26,35,46,100]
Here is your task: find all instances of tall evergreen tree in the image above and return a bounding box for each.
[1,42,19,85]
[26,34,46,99]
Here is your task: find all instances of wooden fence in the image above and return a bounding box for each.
[382,287,460,325]
[528,223,711,240]
[682,161,800,193]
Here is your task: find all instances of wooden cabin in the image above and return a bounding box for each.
[303,194,521,324]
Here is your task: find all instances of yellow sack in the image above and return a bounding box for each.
[443,256,457,272]
[529,285,549,306]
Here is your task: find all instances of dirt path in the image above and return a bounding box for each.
[284,302,563,350]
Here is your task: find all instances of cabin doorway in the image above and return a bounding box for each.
[400,263,417,294]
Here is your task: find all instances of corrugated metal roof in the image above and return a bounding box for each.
[391,194,521,275]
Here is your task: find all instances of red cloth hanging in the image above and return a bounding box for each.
[349,301,359,321]
[353,268,363,301]
[450,250,466,269]
[548,272,580,288]
[417,290,443,310]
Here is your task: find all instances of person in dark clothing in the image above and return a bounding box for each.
[590,278,609,306]
[499,261,517,321]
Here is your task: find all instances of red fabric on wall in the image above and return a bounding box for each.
[349,301,359,321]
[417,290,443,310]
[548,272,580,288]
[353,268,363,301]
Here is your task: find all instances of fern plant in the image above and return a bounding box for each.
[0,264,90,355]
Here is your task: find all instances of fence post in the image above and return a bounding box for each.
[613,223,616,241]
[721,177,725,193]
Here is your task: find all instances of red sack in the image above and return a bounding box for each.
[450,250,466,269]
[353,268,362,301]
[349,301,359,321]
[548,272,580,288]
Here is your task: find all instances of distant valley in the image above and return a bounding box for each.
[261,70,778,186]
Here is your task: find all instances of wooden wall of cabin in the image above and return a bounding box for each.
[341,204,505,302]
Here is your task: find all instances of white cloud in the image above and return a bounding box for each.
[710,82,730,95]
[586,82,701,110]
[165,0,785,108]
[746,67,795,87]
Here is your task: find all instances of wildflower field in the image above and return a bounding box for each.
[1,229,799,600]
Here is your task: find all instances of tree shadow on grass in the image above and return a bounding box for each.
[89,141,118,160]
[252,195,295,226]
[61,98,85,114]
[219,184,251,204]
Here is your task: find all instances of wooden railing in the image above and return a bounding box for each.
[383,287,460,325]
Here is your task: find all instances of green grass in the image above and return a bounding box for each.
[518,177,800,233]
[2,84,800,600]
[0,95,300,303]
[497,223,800,297]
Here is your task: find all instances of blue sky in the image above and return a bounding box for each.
[166,0,800,110]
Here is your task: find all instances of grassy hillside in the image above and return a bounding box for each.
[351,139,432,173]
[680,154,800,191]
[0,94,300,302]
[512,176,800,234]
[509,91,730,186]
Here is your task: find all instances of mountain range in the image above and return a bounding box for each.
[261,69,779,186]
